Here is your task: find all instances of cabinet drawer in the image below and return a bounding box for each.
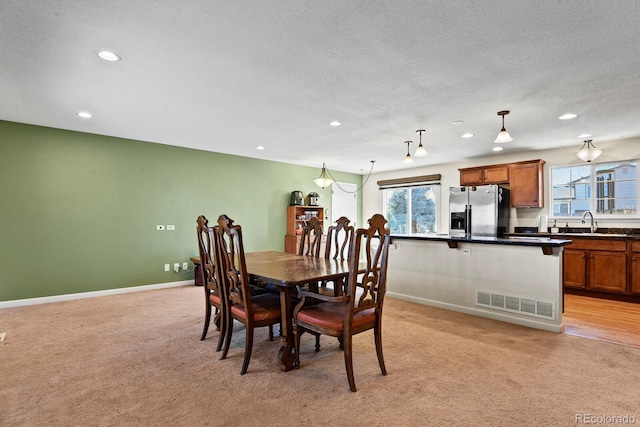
[631,241,640,252]
[566,238,627,251]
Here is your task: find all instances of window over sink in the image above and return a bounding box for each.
[550,160,638,218]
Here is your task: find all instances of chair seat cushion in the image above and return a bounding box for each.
[231,293,281,322]
[297,303,375,330]
[208,292,222,306]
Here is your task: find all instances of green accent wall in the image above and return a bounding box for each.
[0,120,362,301]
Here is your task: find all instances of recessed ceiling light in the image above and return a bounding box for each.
[461,133,474,138]
[558,113,578,120]
[577,133,592,138]
[256,146,265,150]
[492,146,503,152]
[78,111,92,119]
[97,51,120,61]
[452,120,464,125]
[329,121,341,127]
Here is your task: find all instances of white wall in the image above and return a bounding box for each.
[363,137,640,232]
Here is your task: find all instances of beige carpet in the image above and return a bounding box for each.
[1,286,638,427]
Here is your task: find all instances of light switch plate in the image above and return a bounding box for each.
[156,225,165,231]
[167,225,175,230]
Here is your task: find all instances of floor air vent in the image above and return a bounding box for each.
[476,291,555,320]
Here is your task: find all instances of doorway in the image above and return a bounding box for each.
[331,182,358,227]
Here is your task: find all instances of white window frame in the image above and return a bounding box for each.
[382,184,440,236]
[549,159,639,220]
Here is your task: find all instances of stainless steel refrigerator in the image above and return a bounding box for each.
[449,185,510,237]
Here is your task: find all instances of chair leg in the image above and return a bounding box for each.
[342,332,356,392]
[220,315,233,361]
[268,325,274,341]
[374,324,387,375]
[201,302,212,341]
[293,326,303,368]
[215,307,225,352]
[315,333,321,352]
[240,326,254,375]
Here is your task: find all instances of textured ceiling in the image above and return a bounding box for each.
[2,1,640,174]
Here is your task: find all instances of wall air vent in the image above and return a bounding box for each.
[476,290,555,320]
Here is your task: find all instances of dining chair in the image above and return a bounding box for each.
[293,213,391,392]
[297,216,323,257]
[196,215,226,351]
[213,214,282,375]
[322,216,355,296]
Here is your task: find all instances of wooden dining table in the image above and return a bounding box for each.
[244,251,351,371]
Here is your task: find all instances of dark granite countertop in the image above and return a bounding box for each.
[391,234,572,253]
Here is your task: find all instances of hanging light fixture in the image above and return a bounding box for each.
[494,110,513,143]
[576,139,602,162]
[313,163,334,188]
[313,161,376,192]
[414,129,428,157]
[403,141,414,164]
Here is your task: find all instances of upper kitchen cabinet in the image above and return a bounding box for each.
[459,164,509,186]
[509,159,545,208]
[459,159,545,208]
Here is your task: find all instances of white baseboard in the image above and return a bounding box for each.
[0,281,194,309]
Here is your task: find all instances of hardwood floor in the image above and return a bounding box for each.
[563,293,640,348]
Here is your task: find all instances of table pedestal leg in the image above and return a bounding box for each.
[277,286,295,371]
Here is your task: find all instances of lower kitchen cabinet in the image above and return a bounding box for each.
[563,238,628,294]
[564,249,587,289]
[588,250,627,293]
[631,242,640,295]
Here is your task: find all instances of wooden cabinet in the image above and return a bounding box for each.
[285,205,324,254]
[563,238,628,294]
[631,242,640,295]
[564,249,587,289]
[509,160,545,208]
[459,159,544,208]
[459,164,509,186]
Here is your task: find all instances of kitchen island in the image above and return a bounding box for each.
[387,234,571,332]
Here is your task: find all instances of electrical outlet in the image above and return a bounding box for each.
[461,249,471,255]
[167,224,175,231]
[174,263,180,273]
[164,264,170,272]
[183,262,189,270]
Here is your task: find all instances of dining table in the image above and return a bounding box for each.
[244,251,351,371]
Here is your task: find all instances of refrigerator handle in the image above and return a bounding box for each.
[466,204,472,236]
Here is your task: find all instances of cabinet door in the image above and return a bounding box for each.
[510,162,543,208]
[631,253,640,294]
[588,251,627,293]
[483,165,509,184]
[460,168,483,186]
[564,249,587,289]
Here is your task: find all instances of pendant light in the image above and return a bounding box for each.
[313,163,334,188]
[576,140,603,162]
[403,141,414,164]
[414,129,428,157]
[494,110,513,143]
[313,161,376,192]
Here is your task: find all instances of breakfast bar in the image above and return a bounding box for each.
[385,235,572,332]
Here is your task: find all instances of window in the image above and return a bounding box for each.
[550,160,638,218]
[383,185,440,235]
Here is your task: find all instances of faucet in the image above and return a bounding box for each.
[581,211,598,233]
